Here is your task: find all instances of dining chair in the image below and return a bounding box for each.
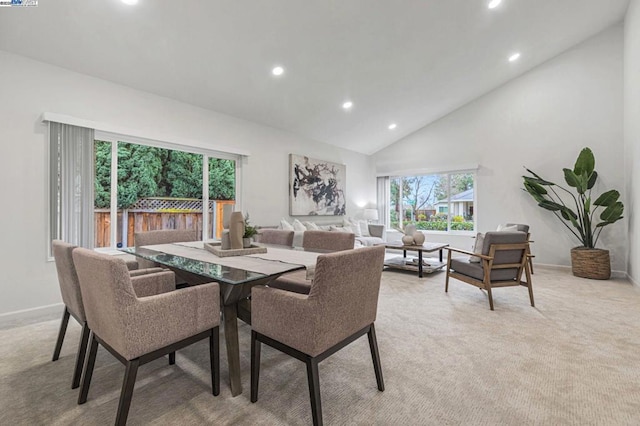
[72,248,220,426]
[133,229,197,269]
[251,245,386,426]
[445,231,534,310]
[257,229,295,247]
[51,241,172,390]
[268,230,355,295]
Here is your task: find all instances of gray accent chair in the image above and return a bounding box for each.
[504,223,534,274]
[269,230,356,295]
[251,245,386,426]
[257,229,295,247]
[72,248,220,426]
[445,231,534,310]
[51,241,170,390]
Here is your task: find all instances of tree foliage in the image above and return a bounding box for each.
[94,141,236,209]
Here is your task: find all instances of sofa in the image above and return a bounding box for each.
[262,218,387,248]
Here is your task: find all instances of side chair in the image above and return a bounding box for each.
[257,229,295,247]
[268,230,355,295]
[51,241,172,390]
[445,231,534,310]
[251,245,386,426]
[72,248,220,426]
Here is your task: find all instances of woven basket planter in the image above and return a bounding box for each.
[570,247,611,280]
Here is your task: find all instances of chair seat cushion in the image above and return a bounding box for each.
[269,270,311,294]
[450,258,519,282]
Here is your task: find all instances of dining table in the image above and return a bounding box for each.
[121,241,321,397]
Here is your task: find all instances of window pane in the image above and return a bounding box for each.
[208,158,236,239]
[449,173,475,231]
[117,142,204,246]
[94,140,111,248]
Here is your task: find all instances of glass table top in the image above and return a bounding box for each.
[121,246,270,285]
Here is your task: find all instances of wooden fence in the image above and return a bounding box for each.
[94,200,235,248]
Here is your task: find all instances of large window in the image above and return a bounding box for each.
[94,139,236,248]
[389,171,475,232]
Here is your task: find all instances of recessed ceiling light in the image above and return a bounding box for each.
[121,0,138,5]
[342,101,353,110]
[488,0,502,9]
[271,66,284,76]
[508,52,521,62]
[388,123,397,130]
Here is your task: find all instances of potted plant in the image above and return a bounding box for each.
[243,213,258,248]
[522,147,624,279]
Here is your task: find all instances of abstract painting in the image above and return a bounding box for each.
[289,154,346,216]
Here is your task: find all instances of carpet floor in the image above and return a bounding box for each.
[1,267,639,425]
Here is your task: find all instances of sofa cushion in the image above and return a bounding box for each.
[450,258,519,281]
[356,236,384,247]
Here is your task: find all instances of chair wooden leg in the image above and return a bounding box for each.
[306,358,323,426]
[52,307,70,361]
[486,284,495,311]
[71,322,90,389]
[168,352,175,365]
[367,324,385,392]
[78,332,99,404]
[210,327,220,396]
[445,251,452,292]
[250,330,261,403]
[115,359,140,426]
[525,263,535,307]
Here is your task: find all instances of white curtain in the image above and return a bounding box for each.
[50,122,95,248]
[376,176,389,228]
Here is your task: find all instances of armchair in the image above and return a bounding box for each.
[445,231,534,310]
[72,248,220,426]
[251,245,386,426]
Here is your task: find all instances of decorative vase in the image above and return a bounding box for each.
[570,247,611,280]
[402,235,414,246]
[221,230,231,250]
[404,224,417,236]
[243,237,251,248]
[412,232,425,246]
[229,211,245,250]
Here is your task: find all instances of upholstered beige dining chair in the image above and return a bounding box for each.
[257,229,295,247]
[251,245,386,426]
[51,241,171,390]
[445,231,534,310]
[72,248,220,426]
[268,230,355,294]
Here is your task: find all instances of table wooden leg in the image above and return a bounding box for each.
[223,304,242,397]
[418,251,423,278]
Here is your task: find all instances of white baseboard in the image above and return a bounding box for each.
[535,263,628,280]
[0,303,64,330]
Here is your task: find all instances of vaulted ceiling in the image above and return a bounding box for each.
[0,0,630,154]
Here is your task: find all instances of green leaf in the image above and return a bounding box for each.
[524,170,555,186]
[600,202,624,222]
[574,147,595,176]
[523,180,548,195]
[560,208,578,220]
[593,190,620,207]
[563,168,583,192]
[538,200,563,211]
[587,171,597,189]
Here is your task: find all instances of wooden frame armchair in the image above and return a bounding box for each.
[445,231,534,310]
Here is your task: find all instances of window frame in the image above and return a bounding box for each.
[386,168,477,236]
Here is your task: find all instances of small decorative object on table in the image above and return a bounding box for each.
[243,213,258,248]
[412,231,425,246]
[229,211,245,250]
[204,242,267,257]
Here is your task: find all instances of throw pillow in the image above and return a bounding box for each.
[497,224,519,232]
[343,218,362,237]
[303,221,319,230]
[292,219,307,232]
[357,219,371,237]
[280,218,294,231]
[469,232,484,263]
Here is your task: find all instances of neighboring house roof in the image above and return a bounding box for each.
[434,188,474,206]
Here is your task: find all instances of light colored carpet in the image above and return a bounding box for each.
[1,267,640,425]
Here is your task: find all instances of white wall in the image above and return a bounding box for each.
[625,0,640,285]
[374,26,626,271]
[0,50,375,316]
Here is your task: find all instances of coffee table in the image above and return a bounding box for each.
[384,242,449,278]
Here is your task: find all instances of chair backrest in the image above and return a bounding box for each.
[307,245,385,352]
[505,223,530,234]
[482,231,527,265]
[134,229,197,268]
[259,229,294,247]
[302,230,355,252]
[72,248,137,354]
[52,240,85,322]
